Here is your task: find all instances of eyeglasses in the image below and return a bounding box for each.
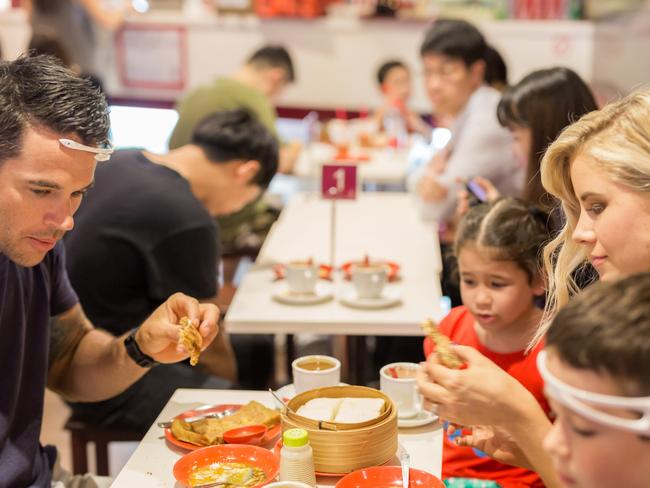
[421,61,467,82]
[537,350,650,436]
[59,138,113,162]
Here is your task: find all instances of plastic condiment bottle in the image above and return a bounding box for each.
[279,428,317,487]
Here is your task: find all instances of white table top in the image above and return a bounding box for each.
[293,143,411,186]
[225,192,444,336]
[111,388,442,487]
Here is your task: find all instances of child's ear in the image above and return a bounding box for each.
[531,274,546,297]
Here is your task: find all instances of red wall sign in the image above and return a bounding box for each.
[321,164,357,200]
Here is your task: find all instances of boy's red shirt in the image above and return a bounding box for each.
[423,306,549,488]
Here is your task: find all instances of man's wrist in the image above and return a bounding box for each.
[124,327,158,368]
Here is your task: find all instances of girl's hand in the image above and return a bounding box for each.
[470,176,501,202]
[416,345,530,427]
[454,424,533,470]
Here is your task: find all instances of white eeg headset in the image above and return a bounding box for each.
[537,350,650,436]
[59,138,113,162]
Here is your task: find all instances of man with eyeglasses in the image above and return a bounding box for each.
[0,55,219,487]
[381,19,523,371]
[409,19,522,225]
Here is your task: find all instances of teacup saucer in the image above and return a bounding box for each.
[272,282,333,306]
[339,288,401,310]
[397,409,438,428]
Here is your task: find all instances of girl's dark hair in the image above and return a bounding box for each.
[497,67,597,211]
[32,0,64,13]
[454,197,551,283]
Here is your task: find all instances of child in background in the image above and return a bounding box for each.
[424,197,550,488]
[541,273,650,488]
[373,60,431,139]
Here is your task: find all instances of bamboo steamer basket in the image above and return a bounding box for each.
[281,385,398,474]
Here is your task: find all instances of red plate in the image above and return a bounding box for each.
[272,439,348,477]
[341,260,400,282]
[335,466,444,487]
[164,404,281,451]
[173,444,279,487]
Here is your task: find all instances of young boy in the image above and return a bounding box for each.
[373,60,431,138]
[541,272,650,488]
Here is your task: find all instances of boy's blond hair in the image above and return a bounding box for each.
[537,89,650,344]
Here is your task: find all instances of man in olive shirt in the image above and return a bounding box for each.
[170,45,293,153]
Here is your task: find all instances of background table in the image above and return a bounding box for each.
[293,143,412,187]
[225,191,444,383]
[226,192,445,337]
[111,388,443,487]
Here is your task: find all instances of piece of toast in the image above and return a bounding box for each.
[421,318,464,369]
[178,316,202,366]
[171,401,281,446]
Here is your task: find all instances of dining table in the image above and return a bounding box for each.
[110,388,443,487]
[225,191,444,383]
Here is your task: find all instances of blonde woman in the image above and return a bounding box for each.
[417,89,650,487]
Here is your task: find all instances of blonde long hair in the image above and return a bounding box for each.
[537,89,650,344]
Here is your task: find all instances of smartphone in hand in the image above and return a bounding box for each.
[466,179,488,206]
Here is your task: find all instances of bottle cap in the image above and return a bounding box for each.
[283,428,309,447]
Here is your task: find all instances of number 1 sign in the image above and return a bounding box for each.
[321,164,357,200]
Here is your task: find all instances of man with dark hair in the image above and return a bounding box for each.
[409,19,521,224]
[0,55,219,486]
[64,109,279,432]
[169,45,298,380]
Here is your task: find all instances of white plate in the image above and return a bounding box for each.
[339,288,401,310]
[272,281,333,306]
[397,409,438,428]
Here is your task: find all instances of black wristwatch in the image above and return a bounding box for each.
[124,328,159,368]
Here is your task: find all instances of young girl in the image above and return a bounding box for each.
[424,197,550,488]
[542,273,650,488]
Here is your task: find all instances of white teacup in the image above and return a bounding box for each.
[351,263,387,299]
[380,362,422,419]
[292,355,341,394]
[286,261,319,295]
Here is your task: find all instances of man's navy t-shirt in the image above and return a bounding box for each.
[0,243,78,487]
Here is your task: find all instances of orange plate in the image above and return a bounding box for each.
[164,404,281,451]
[273,439,345,477]
[335,466,444,488]
[173,444,279,487]
[341,261,400,282]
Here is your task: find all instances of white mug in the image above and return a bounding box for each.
[351,264,387,299]
[286,261,319,294]
[292,355,341,394]
[380,362,422,418]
